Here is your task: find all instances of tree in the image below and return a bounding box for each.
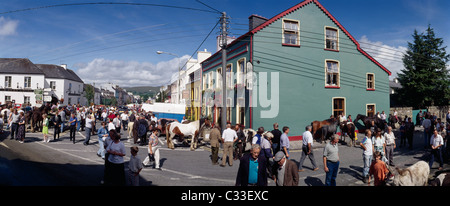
[398,25,450,108]
[84,84,95,105]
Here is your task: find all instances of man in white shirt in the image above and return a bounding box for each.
[298,125,318,172]
[221,123,237,167]
[422,117,432,148]
[84,114,94,146]
[429,129,444,170]
[360,129,373,183]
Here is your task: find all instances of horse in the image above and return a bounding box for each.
[339,121,356,147]
[166,117,208,151]
[388,114,398,129]
[311,118,338,143]
[386,161,429,186]
[354,114,385,132]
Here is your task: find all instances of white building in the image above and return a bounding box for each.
[37,64,84,106]
[170,49,211,105]
[0,58,46,107]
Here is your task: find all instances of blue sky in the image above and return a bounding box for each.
[0,0,448,87]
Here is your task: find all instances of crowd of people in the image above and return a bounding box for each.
[1,102,449,186]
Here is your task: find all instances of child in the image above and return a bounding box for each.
[128,146,143,186]
[143,129,161,170]
[368,151,389,186]
[42,114,49,142]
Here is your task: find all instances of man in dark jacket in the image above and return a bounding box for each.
[273,151,299,186]
[235,144,267,186]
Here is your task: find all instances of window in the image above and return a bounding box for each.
[203,74,207,90]
[216,68,222,88]
[226,64,233,89]
[50,81,56,90]
[366,104,376,117]
[24,96,31,105]
[332,98,345,118]
[24,77,31,88]
[209,72,213,89]
[367,73,375,90]
[237,59,245,85]
[325,27,338,50]
[5,76,11,88]
[5,96,11,102]
[282,19,300,46]
[325,60,340,87]
[237,98,245,126]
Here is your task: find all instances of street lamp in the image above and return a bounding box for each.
[156,50,181,104]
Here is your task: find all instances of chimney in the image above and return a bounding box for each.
[60,64,67,69]
[248,14,268,31]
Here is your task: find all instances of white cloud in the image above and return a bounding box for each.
[0,16,19,36]
[75,55,190,87]
[359,35,407,79]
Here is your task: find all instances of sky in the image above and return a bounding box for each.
[0,0,448,87]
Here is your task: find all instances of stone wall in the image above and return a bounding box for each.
[390,107,413,120]
[390,105,449,123]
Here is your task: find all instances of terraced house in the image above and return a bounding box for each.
[201,0,391,137]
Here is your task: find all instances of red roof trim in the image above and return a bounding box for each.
[249,0,392,76]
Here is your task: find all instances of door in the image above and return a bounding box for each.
[333,98,345,118]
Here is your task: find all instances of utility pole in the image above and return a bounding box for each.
[220,12,228,131]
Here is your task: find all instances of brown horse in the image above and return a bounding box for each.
[339,121,356,147]
[311,118,338,143]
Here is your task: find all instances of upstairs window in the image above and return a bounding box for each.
[325,60,340,87]
[282,19,300,46]
[367,73,375,90]
[24,77,31,88]
[325,27,338,51]
[4,76,11,88]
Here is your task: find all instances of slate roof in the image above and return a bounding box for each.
[0,58,45,75]
[35,64,84,83]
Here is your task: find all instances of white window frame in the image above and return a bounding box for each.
[237,58,246,85]
[332,97,346,118]
[325,26,339,51]
[366,73,375,90]
[24,77,31,88]
[325,60,340,87]
[5,76,12,88]
[282,19,300,46]
[50,81,56,91]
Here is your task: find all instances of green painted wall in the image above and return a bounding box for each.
[251,2,390,136]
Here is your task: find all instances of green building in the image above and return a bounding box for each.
[201,0,391,139]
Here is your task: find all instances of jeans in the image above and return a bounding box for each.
[10,123,18,139]
[363,154,372,177]
[60,122,65,133]
[272,143,279,156]
[76,121,81,131]
[97,137,105,158]
[429,148,443,169]
[84,127,92,144]
[325,161,340,186]
[424,130,430,148]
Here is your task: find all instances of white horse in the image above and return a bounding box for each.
[166,118,208,151]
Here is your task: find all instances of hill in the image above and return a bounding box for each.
[124,86,160,95]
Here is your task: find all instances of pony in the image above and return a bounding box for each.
[166,118,209,151]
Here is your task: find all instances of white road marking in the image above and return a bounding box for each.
[28,132,234,184]
[0,142,10,149]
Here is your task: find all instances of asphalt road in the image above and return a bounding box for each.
[0,124,443,186]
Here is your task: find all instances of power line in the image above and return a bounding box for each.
[195,0,222,14]
[0,2,219,15]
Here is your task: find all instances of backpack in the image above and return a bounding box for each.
[138,123,147,137]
